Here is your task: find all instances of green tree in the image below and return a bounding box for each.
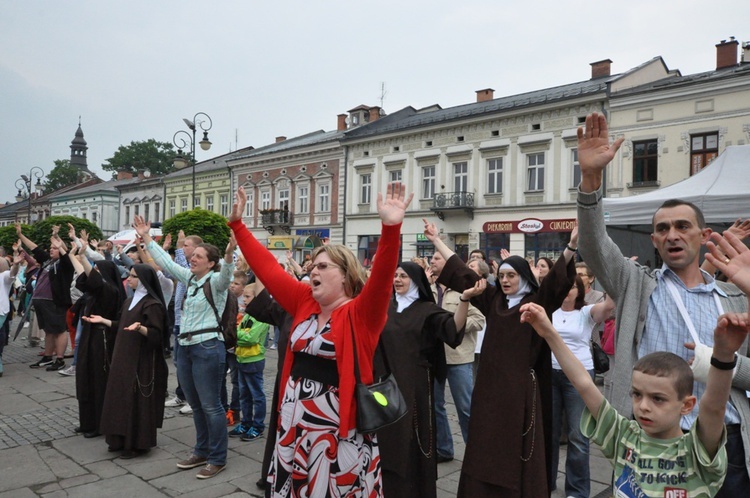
[44,159,82,192]
[0,224,30,254]
[161,208,230,250]
[28,215,103,251]
[102,139,176,176]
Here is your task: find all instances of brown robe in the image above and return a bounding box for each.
[374,299,464,498]
[439,254,574,498]
[100,296,168,451]
[75,270,121,434]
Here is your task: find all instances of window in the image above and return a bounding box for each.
[690,132,719,175]
[194,195,200,209]
[181,198,188,213]
[154,202,160,223]
[144,204,150,222]
[124,206,130,225]
[453,162,468,192]
[169,200,176,218]
[318,183,330,212]
[134,204,140,216]
[92,211,97,223]
[297,185,309,214]
[278,189,290,211]
[389,170,402,183]
[360,174,371,204]
[527,152,545,191]
[245,191,254,217]
[572,149,581,188]
[206,195,214,212]
[422,165,435,199]
[261,191,271,211]
[633,140,658,183]
[220,194,229,217]
[487,158,503,194]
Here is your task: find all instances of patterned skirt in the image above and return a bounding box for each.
[268,376,382,498]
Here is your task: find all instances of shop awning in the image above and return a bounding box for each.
[295,235,323,249]
[267,236,295,250]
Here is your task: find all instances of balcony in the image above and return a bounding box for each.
[261,209,293,235]
[430,191,475,221]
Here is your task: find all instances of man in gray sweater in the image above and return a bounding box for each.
[576,112,750,496]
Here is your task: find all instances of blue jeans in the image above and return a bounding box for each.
[715,425,750,497]
[221,353,240,413]
[550,368,594,498]
[237,359,266,431]
[176,338,228,466]
[434,362,473,458]
[173,325,184,400]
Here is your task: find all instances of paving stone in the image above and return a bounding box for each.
[85,459,130,479]
[0,444,56,492]
[61,474,165,498]
[59,473,100,489]
[39,447,88,479]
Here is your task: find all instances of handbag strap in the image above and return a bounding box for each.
[348,312,391,384]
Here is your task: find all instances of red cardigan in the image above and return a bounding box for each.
[229,219,401,435]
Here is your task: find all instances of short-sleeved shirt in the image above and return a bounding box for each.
[581,398,727,497]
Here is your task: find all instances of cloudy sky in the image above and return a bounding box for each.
[2,0,748,205]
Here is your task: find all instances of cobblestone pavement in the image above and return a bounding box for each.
[0,312,613,497]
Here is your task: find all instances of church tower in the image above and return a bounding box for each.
[70,118,94,179]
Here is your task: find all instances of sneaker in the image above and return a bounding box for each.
[58,365,76,376]
[196,463,225,479]
[228,424,249,437]
[269,345,277,350]
[46,359,66,372]
[240,427,263,441]
[165,396,185,408]
[30,356,54,368]
[226,409,237,426]
[179,404,193,415]
[176,454,207,470]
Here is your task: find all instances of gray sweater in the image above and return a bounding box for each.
[577,186,750,475]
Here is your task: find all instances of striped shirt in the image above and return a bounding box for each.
[148,241,234,346]
[172,248,188,327]
[640,266,740,427]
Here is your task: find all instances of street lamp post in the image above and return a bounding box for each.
[15,167,45,224]
[173,112,212,208]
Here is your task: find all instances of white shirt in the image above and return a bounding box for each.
[0,270,14,316]
[551,304,596,370]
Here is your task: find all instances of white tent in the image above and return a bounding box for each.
[603,145,750,225]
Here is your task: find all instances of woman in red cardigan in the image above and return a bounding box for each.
[228,183,412,498]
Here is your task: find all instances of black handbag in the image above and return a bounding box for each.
[350,314,407,434]
[591,341,610,374]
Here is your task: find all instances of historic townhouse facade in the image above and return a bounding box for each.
[342,60,670,263]
[228,121,354,260]
[48,180,121,236]
[115,173,165,230]
[606,39,750,197]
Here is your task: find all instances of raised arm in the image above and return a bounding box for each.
[589,293,616,324]
[521,302,604,417]
[702,219,750,276]
[423,218,455,261]
[16,223,37,251]
[577,112,625,193]
[698,313,750,457]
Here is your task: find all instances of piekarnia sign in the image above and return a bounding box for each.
[482,218,576,234]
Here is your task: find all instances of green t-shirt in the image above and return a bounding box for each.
[581,399,727,498]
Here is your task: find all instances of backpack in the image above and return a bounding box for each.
[187,276,238,350]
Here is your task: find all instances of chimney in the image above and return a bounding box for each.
[475,88,495,102]
[337,113,347,131]
[117,171,134,180]
[716,37,739,69]
[368,106,381,122]
[275,136,286,143]
[590,59,612,79]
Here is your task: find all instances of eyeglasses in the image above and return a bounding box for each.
[309,262,340,272]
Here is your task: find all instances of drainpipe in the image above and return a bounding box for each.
[342,145,348,247]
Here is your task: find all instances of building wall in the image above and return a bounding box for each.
[119,182,165,229]
[51,192,120,236]
[164,170,233,219]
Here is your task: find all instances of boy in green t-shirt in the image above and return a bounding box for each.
[520,277,749,497]
[228,284,270,442]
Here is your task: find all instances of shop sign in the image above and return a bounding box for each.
[483,218,576,234]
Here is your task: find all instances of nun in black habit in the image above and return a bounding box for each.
[85,264,169,458]
[373,261,478,498]
[68,251,127,438]
[424,219,577,498]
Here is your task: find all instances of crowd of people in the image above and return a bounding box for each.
[2,112,750,497]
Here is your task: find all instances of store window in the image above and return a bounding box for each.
[524,232,570,263]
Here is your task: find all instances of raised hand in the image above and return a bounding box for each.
[377,182,413,226]
[51,225,60,237]
[90,238,99,250]
[226,232,237,256]
[67,223,76,240]
[15,222,22,236]
[570,225,579,248]
[706,231,750,294]
[462,279,486,301]
[726,218,750,241]
[713,312,750,360]
[500,248,511,260]
[519,302,556,339]
[422,218,440,242]
[12,239,21,253]
[229,187,247,223]
[132,215,151,240]
[577,112,625,191]
[177,230,186,249]
[79,229,89,248]
[162,233,172,251]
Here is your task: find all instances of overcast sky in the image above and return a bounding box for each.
[2,1,748,205]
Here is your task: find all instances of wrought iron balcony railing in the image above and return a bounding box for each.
[261,210,293,234]
[430,191,475,220]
